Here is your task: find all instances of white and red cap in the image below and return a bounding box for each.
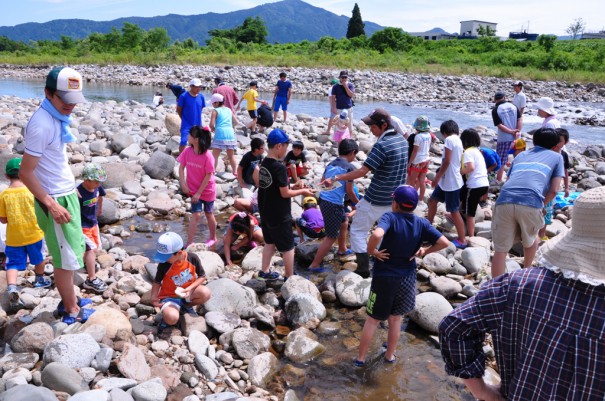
[45,66,86,104]
[154,232,184,263]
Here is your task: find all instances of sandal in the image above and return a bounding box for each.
[353,359,365,367]
[337,249,353,256]
[385,355,397,363]
[308,266,329,273]
[452,239,468,249]
[61,307,96,325]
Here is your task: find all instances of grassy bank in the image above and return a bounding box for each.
[2,37,605,84]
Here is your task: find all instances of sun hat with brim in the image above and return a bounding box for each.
[46,66,86,104]
[535,97,556,115]
[539,186,605,284]
[5,157,21,175]
[153,232,184,263]
[82,163,107,182]
[210,93,224,104]
[413,115,431,132]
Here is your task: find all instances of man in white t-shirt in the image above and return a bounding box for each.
[512,81,527,115]
[427,120,467,249]
[19,66,95,325]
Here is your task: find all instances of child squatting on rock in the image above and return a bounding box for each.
[355,185,449,366]
[150,232,211,333]
[223,211,265,267]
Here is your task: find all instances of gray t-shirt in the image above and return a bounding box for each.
[492,101,520,143]
[512,91,527,113]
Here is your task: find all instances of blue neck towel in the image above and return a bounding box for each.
[40,98,77,143]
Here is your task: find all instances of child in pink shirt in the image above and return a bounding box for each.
[177,126,217,248]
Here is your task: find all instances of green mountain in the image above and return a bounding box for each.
[0,0,384,44]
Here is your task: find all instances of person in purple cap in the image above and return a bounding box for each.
[354,185,449,367]
[257,129,315,280]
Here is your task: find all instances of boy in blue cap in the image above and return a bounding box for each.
[355,185,449,366]
[257,129,315,279]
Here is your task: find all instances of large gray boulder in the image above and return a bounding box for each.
[11,322,54,353]
[334,270,371,307]
[281,275,321,302]
[284,327,325,363]
[0,384,59,401]
[231,327,271,359]
[143,151,175,180]
[204,278,258,315]
[247,352,278,387]
[284,293,326,327]
[204,311,241,334]
[101,163,142,189]
[41,362,87,395]
[111,132,135,153]
[409,292,453,334]
[422,253,451,275]
[461,247,490,274]
[430,276,463,298]
[98,198,120,225]
[43,333,100,369]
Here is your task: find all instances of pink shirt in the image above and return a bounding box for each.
[213,84,239,115]
[177,147,216,201]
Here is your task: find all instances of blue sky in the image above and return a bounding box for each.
[1,0,603,36]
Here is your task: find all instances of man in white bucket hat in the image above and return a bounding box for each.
[439,185,605,401]
[536,96,561,129]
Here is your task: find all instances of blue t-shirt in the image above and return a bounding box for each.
[275,80,292,98]
[373,212,443,278]
[77,183,106,228]
[363,130,408,206]
[331,82,355,109]
[178,92,206,135]
[320,157,355,205]
[480,147,501,172]
[213,107,235,141]
[496,147,565,209]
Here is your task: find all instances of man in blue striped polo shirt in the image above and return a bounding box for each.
[324,108,407,277]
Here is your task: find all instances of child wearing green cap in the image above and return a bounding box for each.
[77,163,108,293]
[0,157,51,312]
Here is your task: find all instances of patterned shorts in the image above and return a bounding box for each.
[409,160,430,174]
[319,198,347,238]
[212,139,238,150]
[366,274,416,321]
[496,141,513,166]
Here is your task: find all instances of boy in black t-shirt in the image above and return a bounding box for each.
[285,140,311,184]
[258,130,315,279]
[237,138,265,189]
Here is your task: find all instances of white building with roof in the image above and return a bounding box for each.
[460,20,498,37]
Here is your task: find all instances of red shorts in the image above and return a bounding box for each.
[287,165,304,178]
[82,226,101,250]
[408,160,429,174]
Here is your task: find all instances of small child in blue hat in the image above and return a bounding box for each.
[355,185,449,367]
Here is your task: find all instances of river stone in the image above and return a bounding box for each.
[247,352,278,387]
[96,378,138,392]
[98,198,120,225]
[165,114,181,136]
[194,354,218,380]
[123,180,144,197]
[422,253,451,275]
[281,275,321,302]
[116,343,151,382]
[461,247,490,274]
[102,163,142,189]
[116,274,152,295]
[409,292,454,334]
[204,278,258,315]
[430,275,463,298]
[81,306,132,340]
[111,132,135,153]
[284,293,326,327]
[467,236,491,250]
[11,322,54,353]
[41,362,86,395]
[187,330,210,355]
[5,375,28,389]
[545,219,569,237]
[128,378,167,401]
[2,367,32,382]
[231,327,270,359]
[180,314,208,336]
[204,393,240,401]
[143,151,175,180]
[240,246,264,272]
[0,384,59,401]
[44,333,100,369]
[0,352,39,372]
[595,162,605,175]
[91,347,113,373]
[294,242,320,263]
[284,327,325,363]
[145,191,180,215]
[67,390,111,401]
[253,305,276,328]
[191,251,224,279]
[122,255,150,273]
[205,311,241,333]
[334,270,371,307]
[109,388,135,401]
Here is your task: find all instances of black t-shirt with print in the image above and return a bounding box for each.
[258,157,290,225]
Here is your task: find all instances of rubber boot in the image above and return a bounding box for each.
[355,252,371,278]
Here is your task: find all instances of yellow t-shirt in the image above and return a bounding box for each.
[0,186,44,246]
[243,89,259,111]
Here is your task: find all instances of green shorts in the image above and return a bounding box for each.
[35,192,85,271]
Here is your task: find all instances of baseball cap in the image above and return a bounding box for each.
[82,163,107,182]
[340,110,348,119]
[508,138,527,154]
[267,129,290,146]
[210,93,224,104]
[361,108,391,126]
[494,91,506,101]
[46,67,86,104]
[338,138,359,155]
[153,232,184,263]
[330,79,338,85]
[339,70,348,78]
[5,158,21,175]
[413,115,431,132]
[512,80,523,87]
[189,78,202,87]
[392,185,419,209]
[303,196,317,206]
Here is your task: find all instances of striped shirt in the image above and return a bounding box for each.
[439,268,605,400]
[363,129,408,206]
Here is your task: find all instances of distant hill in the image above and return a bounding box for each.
[0,0,384,44]
[426,27,452,35]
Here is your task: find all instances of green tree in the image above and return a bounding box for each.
[346,3,365,39]
[477,25,496,37]
[538,34,557,52]
[208,17,268,44]
[0,35,20,51]
[368,27,409,53]
[566,18,586,40]
[141,27,170,52]
[121,22,144,50]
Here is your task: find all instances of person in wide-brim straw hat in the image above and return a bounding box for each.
[439,185,605,400]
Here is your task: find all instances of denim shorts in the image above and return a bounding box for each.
[191,200,214,213]
[430,186,461,212]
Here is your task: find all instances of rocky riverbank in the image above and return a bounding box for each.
[1,63,605,127]
[0,93,604,401]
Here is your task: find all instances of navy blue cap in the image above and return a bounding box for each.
[267,129,290,146]
[392,185,419,209]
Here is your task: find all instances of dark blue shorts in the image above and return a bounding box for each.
[366,274,416,321]
[248,110,258,119]
[319,198,347,239]
[5,239,45,271]
[273,96,288,111]
[430,186,461,212]
[191,200,214,213]
[261,220,294,253]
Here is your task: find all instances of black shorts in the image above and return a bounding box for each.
[319,198,347,238]
[248,110,258,119]
[461,186,488,217]
[261,220,295,253]
[366,274,416,321]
